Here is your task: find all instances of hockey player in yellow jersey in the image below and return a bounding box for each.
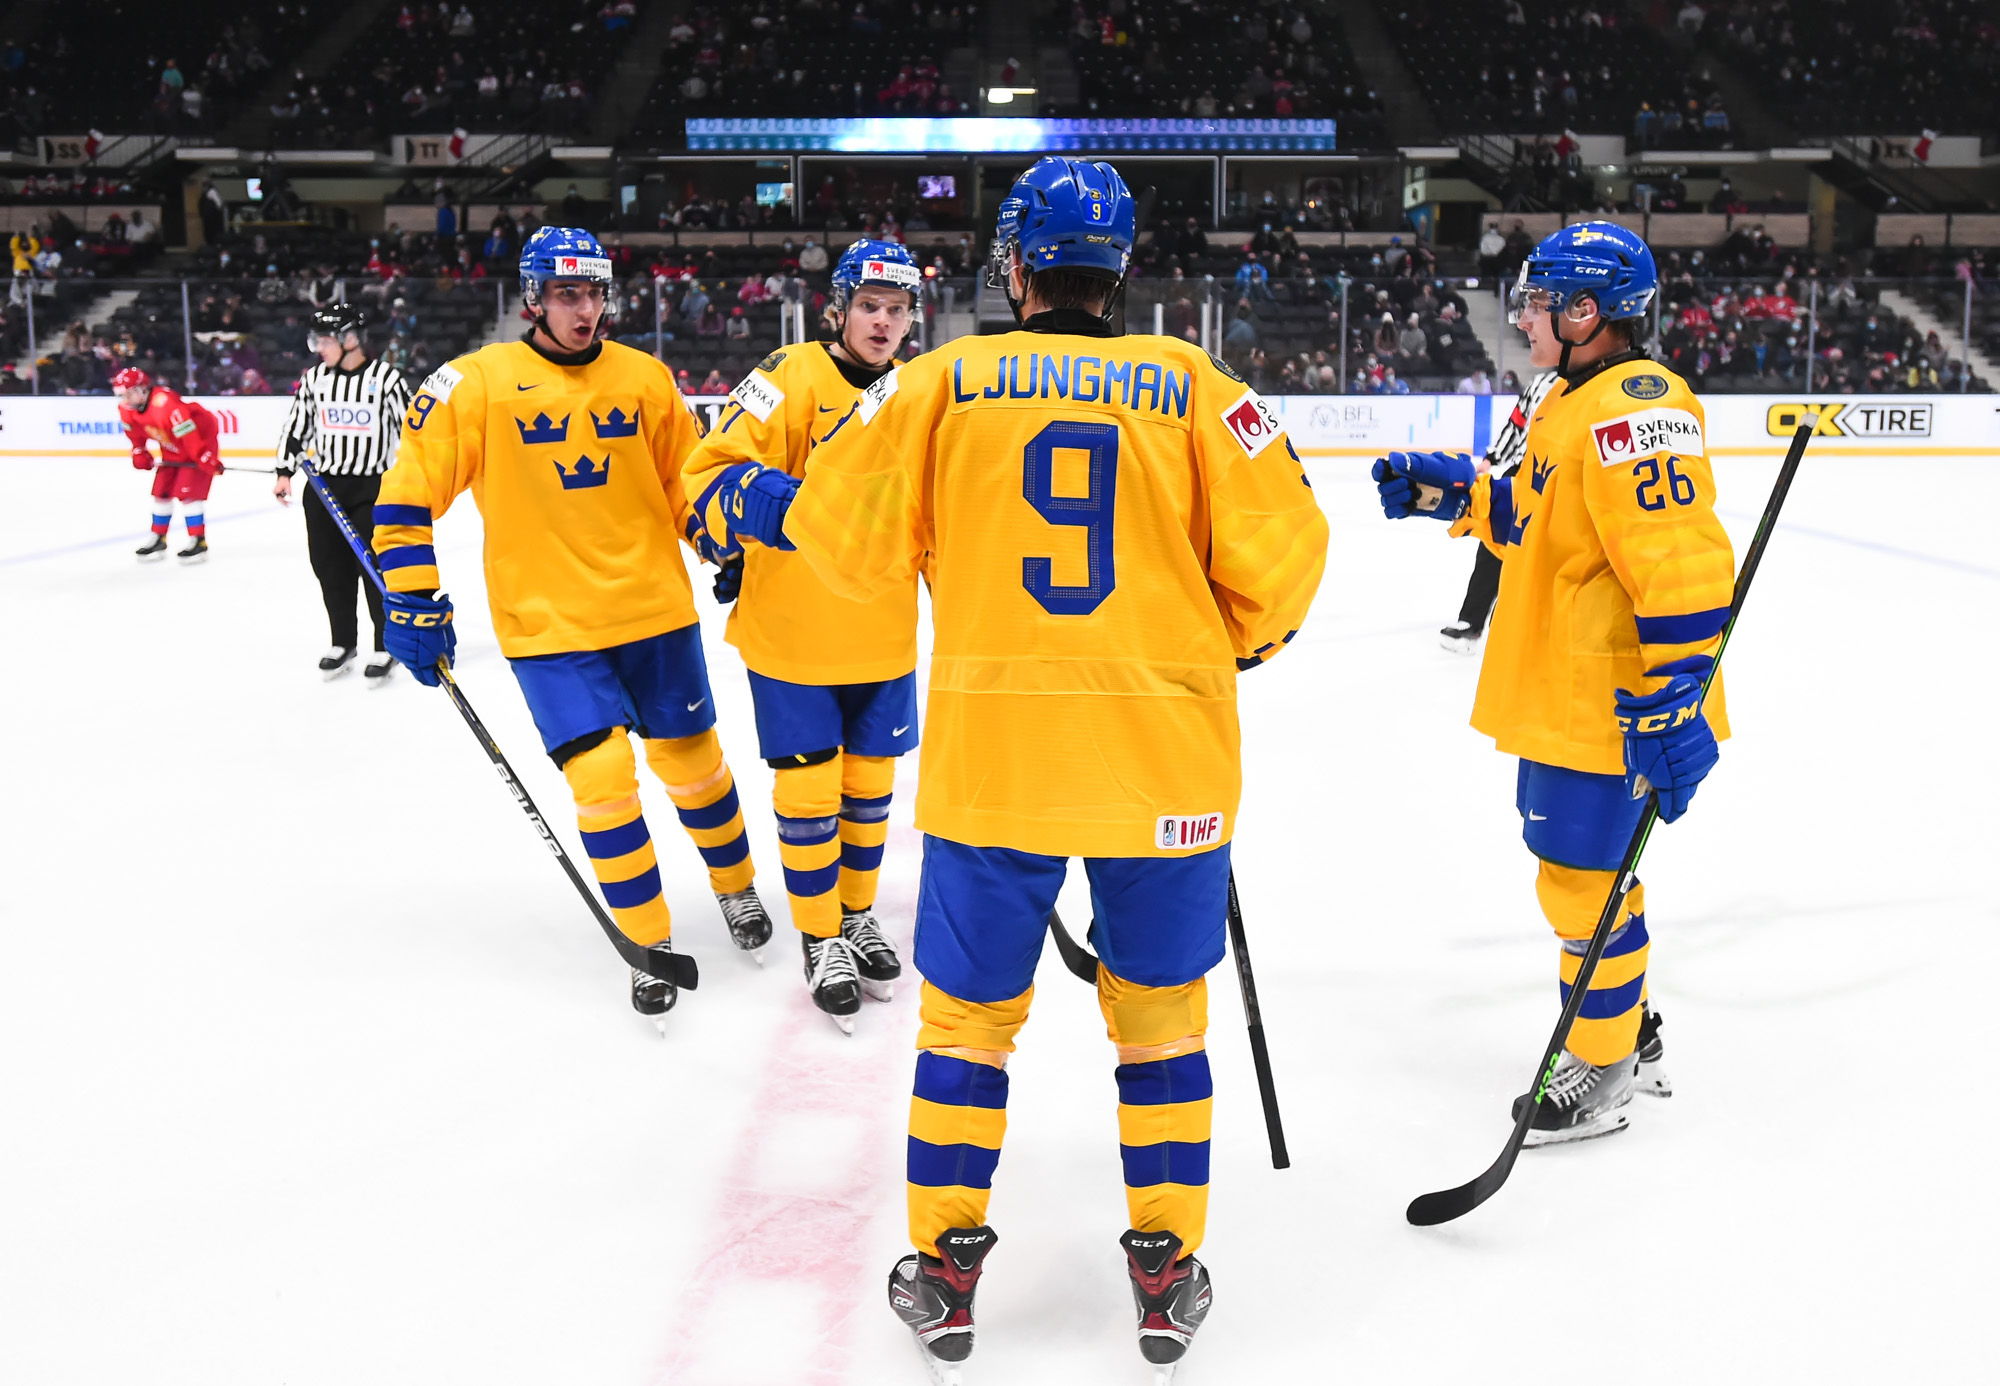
[718,158,1327,1375]
[1373,221,1732,1144]
[371,227,771,1023]
[681,241,924,1034]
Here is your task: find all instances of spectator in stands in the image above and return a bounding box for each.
[695,302,725,339]
[696,368,729,394]
[798,238,829,275]
[1373,365,1410,396]
[1457,367,1493,394]
[724,306,751,343]
[1222,301,1259,367]
[1478,221,1506,275]
[680,278,711,322]
[1396,312,1429,371]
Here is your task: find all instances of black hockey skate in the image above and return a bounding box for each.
[841,906,901,1001]
[177,536,208,564]
[1121,1228,1213,1375]
[363,651,396,682]
[135,535,169,562]
[320,646,356,679]
[1513,1049,1638,1146]
[631,944,683,1033]
[716,885,772,955]
[802,932,862,1033]
[888,1225,997,1383]
[1637,1004,1672,1098]
[1439,620,1482,653]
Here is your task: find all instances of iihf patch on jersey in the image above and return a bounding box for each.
[1592,407,1703,465]
[1221,388,1282,457]
[730,371,785,423]
[1156,812,1224,851]
[858,368,900,424]
[419,362,463,403]
[318,403,377,435]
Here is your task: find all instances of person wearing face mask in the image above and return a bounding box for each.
[680,240,926,1034]
[369,226,774,1024]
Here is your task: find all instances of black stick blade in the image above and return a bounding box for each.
[1406,1174,1495,1227]
[643,945,700,991]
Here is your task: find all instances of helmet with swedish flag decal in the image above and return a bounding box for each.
[519,225,616,308]
[1509,220,1657,325]
[830,238,921,312]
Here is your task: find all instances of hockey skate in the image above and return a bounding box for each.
[177,536,208,564]
[801,932,862,1033]
[1514,1049,1638,1146]
[841,906,901,1001]
[320,646,356,679]
[716,885,772,957]
[363,651,396,682]
[135,535,169,562]
[888,1225,997,1385]
[1637,1004,1672,1098]
[1439,620,1482,653]
[1120,1228,1213,1379]
[631,943,684,1033]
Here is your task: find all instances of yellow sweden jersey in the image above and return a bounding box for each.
[682,344,919,685]
[785,327,1330,858]
[1453,356,1735,775]
[371,339,707,658]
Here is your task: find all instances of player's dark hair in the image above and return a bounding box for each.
[1024,266,1114,314]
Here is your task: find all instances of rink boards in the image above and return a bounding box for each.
[3,392,1991,460]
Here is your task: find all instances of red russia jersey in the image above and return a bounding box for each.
[120,387,220,467]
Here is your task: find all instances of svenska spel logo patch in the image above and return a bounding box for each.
[1220,388,1282,457]
[1592,407,1703,465]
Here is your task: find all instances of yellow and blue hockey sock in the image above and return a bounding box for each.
[838,753,895,912]
[907,982,1030,1256]
[645,729,755,896]
[562,732,671,947]
[1538,863,1650,1067]
[772,756,842,937]
[1101,971,1212,1254]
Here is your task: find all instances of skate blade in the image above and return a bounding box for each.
[1438,631,1479,653]
[136,551,167,563]
[742,945,766,967]
[1524,1109,1630,1147]
[178,553,208,566]
[827,1013,856,1035]
[1155,1367,1179,1386]
[322,665,354,682]
[652,1016,670,1038]
[909,1330,964,1386]
[861,977,895,1002]
[1637,1062,1673,1098]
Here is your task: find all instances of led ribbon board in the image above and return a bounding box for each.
[685,118,1339,153]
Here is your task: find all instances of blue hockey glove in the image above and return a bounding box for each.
[712,553,743,604]
[1615,674,1720,823]
[725,464,800,551]
[1371,450,1475,521]
[383,589,457,687]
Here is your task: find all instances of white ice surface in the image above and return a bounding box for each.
[1,450,1992,1385]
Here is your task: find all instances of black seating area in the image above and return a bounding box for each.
[1696,0,2000,137]
[1385,0,1729,142]
[631,1,975,134]
[1050,1,1385,144]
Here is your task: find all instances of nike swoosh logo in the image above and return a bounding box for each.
[687,698,707,712]
[817,405,838,412]
[1528,811,1548,821]
[892,725,910,736]
[517,383,540,391]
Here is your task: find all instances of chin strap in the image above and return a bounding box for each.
[1554,314,1610,378]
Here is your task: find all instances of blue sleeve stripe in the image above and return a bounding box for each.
[781,860,841,897]
[373,503,433,527]
[839,841,886,873]
[1114,1052,1215,1107]
[377,544,438,571]
[674,787,741,831]
[580,818,651,861]
[1645,655,1714,680]
[907,1137,1002,1189]
[1490,475,1515,544]
[696,834,751,871]
[1119,1140,1211,1189]
[600,865,664,911]
[1635,606,1729,645]
[1558,973,1646,1021]
[913,1052,1011,1109]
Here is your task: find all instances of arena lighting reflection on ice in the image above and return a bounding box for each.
[684,117,1339,153]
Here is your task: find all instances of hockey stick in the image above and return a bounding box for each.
[1047,869,1291,1170]
[296,459,699,992]
[1406,414,1819,1228]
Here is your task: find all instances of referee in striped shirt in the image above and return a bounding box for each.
[273,304,413,680]
[1439,368,1560,653]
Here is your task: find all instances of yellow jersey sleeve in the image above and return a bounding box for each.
[373,355,489,594]
[683,349,813,548]
[1575,373,1735,684]
[646,367,707,549]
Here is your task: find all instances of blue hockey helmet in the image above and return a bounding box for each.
[519,225,615,307]
[988,156,1135,290]
[1509,220,1657,325]
[830,239,922,310]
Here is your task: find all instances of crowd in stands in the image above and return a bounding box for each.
[1685,0,2000,136]
[1387,0,1732,145]
[1046,0,1385,143]
[634,1,976,131]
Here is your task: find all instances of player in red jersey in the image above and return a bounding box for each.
[117,367,223,564]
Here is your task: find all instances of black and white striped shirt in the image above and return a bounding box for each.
[277,358,412,476]
[1488,370,1560,478]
